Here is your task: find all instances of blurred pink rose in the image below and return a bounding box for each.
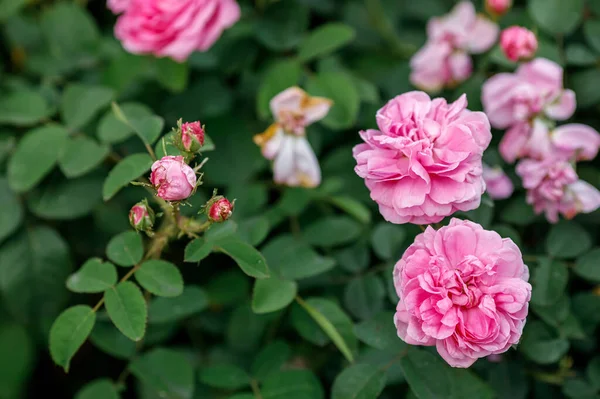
[482,58,576,129]
[353,92,491,225]
[552,124,600,161]
[516,158,600,222]
[150,156,197,201]
[485,0,512,16]
[483,164,514,200]
[410,2,498,93]
[500,26,538,62]
[393,219,531,368]
[115,0,241,61]
[107,0,131,13]
[181,121,205,152]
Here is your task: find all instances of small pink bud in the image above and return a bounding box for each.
[129,200,155,231]
[485,0,512,17]
[500,26,538,62]
[150,156,197,201]
[181,121,205,152]
[208,198,234,223]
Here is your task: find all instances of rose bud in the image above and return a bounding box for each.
[150,155,197,201]
[485,0,512,17]
[129,200,155,231]
[207,197,234,222]
[500,26,538,62]
[180,121,205,152]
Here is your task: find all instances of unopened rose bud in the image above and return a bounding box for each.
[150,155,197,201]
[129,200,155,231]
[500,26,538,62]
[485,0,511,17]
[180,121,205,152]
[207,197,234,222]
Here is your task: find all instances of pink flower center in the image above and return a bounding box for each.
[279,110,307,135]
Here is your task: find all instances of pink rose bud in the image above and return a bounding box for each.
[129,200,155,231]
[485,0,512,16]
[150,156,197,201]
[500,26,538,62]
[181,121,205,152]
[207,197,234,222]
[107,0,131,14]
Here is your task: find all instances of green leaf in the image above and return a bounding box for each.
[205,270,251,307]
[257,59,303,120]
[205,220,239,242]
[571,68,600,108]
[344,275,385,320]
[106,231,144,267]
[575,248,600,283]
[528,0,584,34]
[74,379,119,399]
[252,278,297,314]
[128,115,165,146]
[335,243,370,273]
[61,84,114,129]
[0,178,23,243]
[104,282,147,341]
[531,258,569,306]
[215,237,270,279]
[0,89,49,126]
[371,223,406,260]
[520,321,570,364]
[262,235,335,280]
[135,260,184,298]
[584,21,600,53]
[306,71,360,130]
[261,370,324,399]
[58,136,109,178]
[238,216,271,246]
[563,378,597,399]
[102,153,153,201]
[354,311,405,351]
[0,324,34,399]
[148,285,209,324]
[565,44,598,66]
[130,348,194,399]
[227,304,269,353]
[184,238,213,263]
[154,57,189,92]
[49,305,96,372]
[587,357,600,391]
[0,0,27,21]
[400,349,452,399]
[27,176,103,220]
[304,216,362,247]
[546,220,592,258]
[487,360,529,399]
[295,297,355,363]
[255,2,309,51]
[67,258,118,293]
[447,368,495,399]
[298,23,356,62]
[331,364,386,399]
[7,125,68,193]
[327,195,371,224]
[89,321,136,360]
[501,195,538,225]
[97,103,152,144]
[199,364,250,390]
[251,341,291,381]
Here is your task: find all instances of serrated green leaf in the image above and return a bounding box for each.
[184,238,213,263]
[331,364,386,399]
[102,153,152,201]
[371,223,406,260]
[97,103,153,144]
[354,311,405,351]
[252,278,297,314]
[74,379,119,399]
[61,84,114,129]
[531,258,568,306]
[304,216,362,247]
[106,231,144,267]
[400,349,451,399]
[49,305,96,372]
[214,237,270,279]
[58,136,109,178]
[262,235,335,280]
[135,260,183,297]
[130,348,194,399]
[148,285,209,324]
[261,370,324,399]
[251,341,291,382]
[344,275,386,320]
[67,258,117,293]
[520,321,570,364]
[546,221,592,258]
[104,282,147,341]
[199,364,250,390]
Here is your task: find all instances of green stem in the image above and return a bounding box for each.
[251,379,263,399]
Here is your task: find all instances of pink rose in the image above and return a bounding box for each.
[393,219,531,368]
[150,156,197,201]
[516,158,600,222]
[107,0,131,13]
[482,58,576,129]
[114,0,241,62]
[181,121,205,152]
[129,200,155,231]
[207,197,234,222]
[483,164,514,200]
[353,92,492,225]
[485,0,512,16]
[552,123,600,161]
[500,26,538,62]
[410,41,472,93]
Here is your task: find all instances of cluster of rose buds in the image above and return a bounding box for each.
[129,121,233,233]
[483,58,600,222]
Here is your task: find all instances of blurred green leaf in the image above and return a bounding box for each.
[565,44,598,66]
[74,379,119,399]
[7,125,68,193]
[354,311,405,351]
[90,321,136,359]
[326,195,371,224]
[104,281,147,341]
[487,360,529,399]
[60,84,114,129]
[298,23,356,62]
[59,136,109,178]
[148,286,209,324]
[227,304,268,353]
[255,2,309,51]
[49,305,96,372]
[562,378,597,399]
[97,103,153,144]
[205,271,251,307]
[184,238,213,263]
[520,321,570,364]
[261,370,324,399]
[583,21,600,53]
[238,216,271,247]
[500,195,538,225]
[106,231,143,267]
[102,153,152,201]
[574,248,600,283]
[130,348,194,399]
[531,258,569,306]
[587,357,600,391]
[252,277,297,314]
[334,243,370,273]
[331,364,386,399]
[528,0,584,34]
[0,0,26,20]
[400,349,452,399]
[214,237,270,279]
[112,102,164,145]
[135,260,184,298]
[343,275,385,320]
[571,69,600,108]
[0,89,50,126]
[0,324,34,399]
[306,71,360,130]
[304,216,362,247]
[257,59,303,120]
[199,364,250,390]
[251,341,291,381]
[0,178,23,244]
[153,57,189,92]
[371,223,406,260]
[546,221,592,258]
[66,258,117,293]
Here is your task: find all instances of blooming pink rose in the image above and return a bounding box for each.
[353,92,492,225]
[115,0,241,62]
[181,121,205,152]
[500,26,538,62]
[150,156,197,201]
[483,164,514,200]
[108,0,131,13]
[208,197,234,222]
[393,219,531,368]
[410,42,472,93]
[516,158,600,222]
[485,0,512,16]
[482,58,576,129]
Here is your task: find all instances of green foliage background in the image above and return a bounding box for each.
[1,0,600,398]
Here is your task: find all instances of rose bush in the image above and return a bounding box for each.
[0,0,599,398]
